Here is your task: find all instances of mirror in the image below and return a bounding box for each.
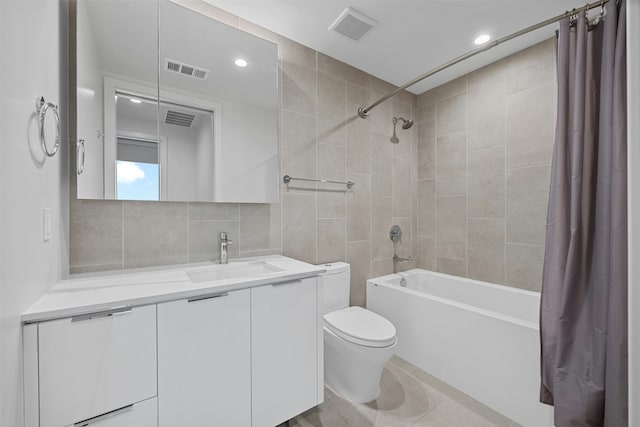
[75,0,279,203]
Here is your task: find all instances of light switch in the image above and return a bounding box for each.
[43,208,52,242]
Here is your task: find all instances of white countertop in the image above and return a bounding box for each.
[23,256,325,323]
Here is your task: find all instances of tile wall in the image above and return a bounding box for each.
[69,2,417,306]
[414,39,556,291]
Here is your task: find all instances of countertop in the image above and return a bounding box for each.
[22,256,325,323]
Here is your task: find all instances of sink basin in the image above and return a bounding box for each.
[187,261,283,283]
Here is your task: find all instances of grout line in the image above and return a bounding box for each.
[504,65,508,285]
[464,76,469,278]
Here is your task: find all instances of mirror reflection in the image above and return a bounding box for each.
[76,0,279,203]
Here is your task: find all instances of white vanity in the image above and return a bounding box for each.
[22,256,325,427]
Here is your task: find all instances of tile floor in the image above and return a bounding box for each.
[283,356,522,427]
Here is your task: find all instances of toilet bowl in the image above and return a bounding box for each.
[318,263,397,403]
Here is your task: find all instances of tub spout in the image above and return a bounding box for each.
[393,254,413,273]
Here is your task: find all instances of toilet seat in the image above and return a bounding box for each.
[324,306,397,348]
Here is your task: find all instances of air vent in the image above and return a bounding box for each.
[164,58,210,80]
[165,110,196,127]
[329,7,378,42]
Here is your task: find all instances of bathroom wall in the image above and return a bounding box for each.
[414,39,556,292]
[69,1,418,307]
[0,1,68,426]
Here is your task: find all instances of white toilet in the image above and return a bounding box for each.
[318,262,397,403]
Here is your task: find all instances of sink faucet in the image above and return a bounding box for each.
[219,232,233,264]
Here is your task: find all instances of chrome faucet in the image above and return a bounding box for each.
[219,232,233,264]
[393,254,413,274]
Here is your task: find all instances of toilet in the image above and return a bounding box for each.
[318,262,397,403]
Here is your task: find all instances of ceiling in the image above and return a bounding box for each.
[204,0,592,94]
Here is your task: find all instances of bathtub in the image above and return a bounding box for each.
[366,269,553,427]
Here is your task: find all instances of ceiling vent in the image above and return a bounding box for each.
[165,110,196,127]
[329,7,378,42]
[164,58,210,80]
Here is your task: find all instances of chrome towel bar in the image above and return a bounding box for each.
[283,174,354,189]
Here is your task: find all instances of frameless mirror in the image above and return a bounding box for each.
[75,0,279,203]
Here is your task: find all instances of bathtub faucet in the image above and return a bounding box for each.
[393,254,413,273]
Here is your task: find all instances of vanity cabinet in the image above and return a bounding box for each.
[37,305,157,427]
[24,273,323,427]
[157,289,251,427]
[251,278,320,427]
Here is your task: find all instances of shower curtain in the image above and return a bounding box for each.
[539,1,627,426]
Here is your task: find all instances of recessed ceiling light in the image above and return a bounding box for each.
[130,98,142,104]
[234,58,248,68]
[474,34,491,45]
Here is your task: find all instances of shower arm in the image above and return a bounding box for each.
[357,0,609,119]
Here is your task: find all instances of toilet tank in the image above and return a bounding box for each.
[317,262,351,314]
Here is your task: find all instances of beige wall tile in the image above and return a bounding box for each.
[417,179,436,237]
[372,131,393,196]
[467,218,505,284]
[123,216,188,268]
[347,240,371,307]
[436,196,466,259]
[70,216,123,267]
[418,75,467,107]
[188,220,239,263]
[346,172,371,241]
[346,83,370,106]
[317,218,346,264]
[505,39,554,74]
[436,132,466,197]
[418,121,436,180]
[417,236,436,270]
[123,200,187,218]
[436,257,466,276]
[392,157,412,217]
[346,106,371,174]
[239,203,281,252]
[436,93,466,137]
[318,53,370,89]
[317,192,346,219]
[371,76,395,95]
[282,193,317,264]
[282,60,316,115]
[417,104,435,124]
[368,93,393,136]
[371,259,393,278]
[318,143,346,182]
[506,81,555,168]
[468,78,505,151]
[468,60,507,89]
[371,196,392,261]
[188,202,239,220]
[281,110,316,180]
[468,146,505,218]
[70,263,124,275]
[317,72,347,147]
[506,57,555,95]
[506,165,551,245]
[506,243,545,292]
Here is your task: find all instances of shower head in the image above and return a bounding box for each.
[390,116,413,143]
[393,117,414,129]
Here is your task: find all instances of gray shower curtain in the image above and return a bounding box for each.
[539,1,627,426]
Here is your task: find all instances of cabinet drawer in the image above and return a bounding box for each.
[65,398,157,427]
[39,305,157,427]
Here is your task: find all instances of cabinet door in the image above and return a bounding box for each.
[39,305,157,427]
[65,398,157,427]
[251,278,318,427]
[158,289,251,427]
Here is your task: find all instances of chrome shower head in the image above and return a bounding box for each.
[392,117,414,129]
[390,117,414,143]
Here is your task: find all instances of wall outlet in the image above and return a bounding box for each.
[43,208,52,242]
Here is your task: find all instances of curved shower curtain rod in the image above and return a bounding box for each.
[357,0,610,119]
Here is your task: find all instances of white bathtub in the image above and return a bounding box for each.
[366,269,553,427]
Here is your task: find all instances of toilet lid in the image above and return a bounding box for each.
[324,306,397,348]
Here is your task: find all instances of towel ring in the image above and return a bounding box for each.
[36,96,60,157]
